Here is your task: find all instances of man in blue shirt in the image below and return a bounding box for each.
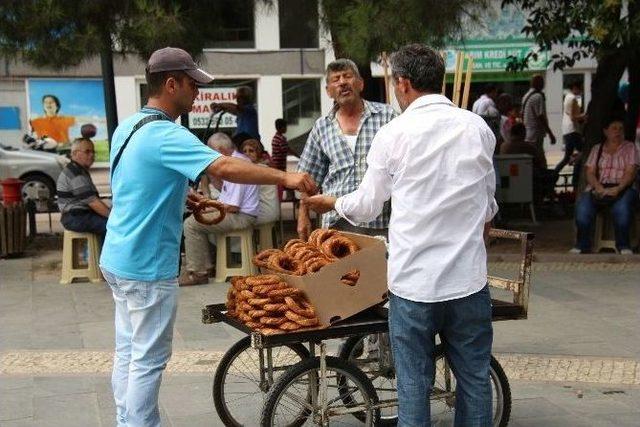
[210,85,260,141]
[100,47,316,427]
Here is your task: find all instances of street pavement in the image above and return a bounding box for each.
[1,248,639,426]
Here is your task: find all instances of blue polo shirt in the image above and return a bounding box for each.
[100,107,221,281]
[234,103,260,140]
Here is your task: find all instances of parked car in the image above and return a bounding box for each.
[0,143,69,202]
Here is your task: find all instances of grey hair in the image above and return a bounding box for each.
[325,58,361,80]
[236,86,254,102]
[207,132,235,151]
[70,137,92,153]
[389,44,444,93]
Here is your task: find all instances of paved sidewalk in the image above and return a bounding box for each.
[1,254,639,426]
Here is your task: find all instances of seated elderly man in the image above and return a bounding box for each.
[179,133,259,286]
[57,137,110,240]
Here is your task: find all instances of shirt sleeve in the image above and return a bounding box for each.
[483,129,499,222]
[297,123,328,187]
[334,130,392,224]
[585,144,600,168]
[160,126,221,181]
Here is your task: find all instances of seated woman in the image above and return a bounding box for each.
[571,116,639,254]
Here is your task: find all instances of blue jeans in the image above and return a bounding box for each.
[389,286,493,427]
[101,269,179,427]
[61,210,108,240]
[575,188,638,251]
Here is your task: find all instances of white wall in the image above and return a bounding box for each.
[255,1,279,50]
[257,76,283,152]
[114,76,139,122]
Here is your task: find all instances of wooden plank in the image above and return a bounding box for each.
[488,275,521,292]
[0,205,7,256]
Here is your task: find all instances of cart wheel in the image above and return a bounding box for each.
[213,336,309,427]
[338,335,398,425]
[431,345,512,427]
[260,356,380,427]
[339,339,512,427]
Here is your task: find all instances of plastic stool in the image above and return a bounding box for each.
[255,222,278,252]
[594,210,618,253]
[60,230,103,284]
[214,227,257,282]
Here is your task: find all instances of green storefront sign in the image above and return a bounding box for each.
[445,39,548,73]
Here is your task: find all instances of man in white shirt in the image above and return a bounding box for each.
[554,82,586,185]
[522,75,556,154]
[305,43,498,426]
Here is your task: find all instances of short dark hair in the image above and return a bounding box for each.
[42,94,61,113]
[389,44,444,93]
[510,122,526,141]
[602,115,624,129]
[325,59,361,80]
[145,70,187,97]
[568,81,581,90]
[275,118,287,131]
[232,132,254,149]
[484,84,497,94]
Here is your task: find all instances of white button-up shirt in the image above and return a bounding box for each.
[335,94,498,303]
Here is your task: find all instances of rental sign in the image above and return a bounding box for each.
[189,87,238,129]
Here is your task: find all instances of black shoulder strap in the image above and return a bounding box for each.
[110,114,166,181]
[595,143,604,181]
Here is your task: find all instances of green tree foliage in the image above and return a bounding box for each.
[0,0,247,67]
[320,0,488,64]
[502,0,640,146]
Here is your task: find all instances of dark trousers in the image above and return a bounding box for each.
[61,210,108,242]
[554,132,584,187]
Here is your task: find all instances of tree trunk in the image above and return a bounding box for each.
[583,51,627,147]
[100,45,118,148]
[625,50,639,142]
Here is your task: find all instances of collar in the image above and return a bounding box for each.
[141,106,173,121]
[404,94,455,113]
[326,99,381,121]
[68,159,89,174]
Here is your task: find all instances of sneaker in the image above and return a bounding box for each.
[178,271,209,286]
[568,248,582,254]
[620,249,633,255]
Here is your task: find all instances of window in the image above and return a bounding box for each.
[279,0,319,49]
[282,79,321,150]
[207,0,255,49]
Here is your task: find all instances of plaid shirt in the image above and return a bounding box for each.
[298,100,397,228]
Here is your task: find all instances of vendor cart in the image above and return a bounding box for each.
[202,229,534,426]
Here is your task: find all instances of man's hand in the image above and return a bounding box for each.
[186,190,205,211]
[282,172,317,195]
[549,133,557,145]
[304,195,337,214]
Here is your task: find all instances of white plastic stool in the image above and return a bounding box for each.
[214,227,257,282]
[60,230,103,284]
[255,221,278,252]
[594,210,618,253]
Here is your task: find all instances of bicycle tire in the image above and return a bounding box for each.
[213,336,309,426]
[260,356,380,427]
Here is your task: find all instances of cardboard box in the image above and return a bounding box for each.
[263,232,388,327]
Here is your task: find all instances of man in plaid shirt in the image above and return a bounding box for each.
[297,59,397,239]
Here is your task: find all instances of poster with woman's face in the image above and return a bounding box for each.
[27,79,109,162]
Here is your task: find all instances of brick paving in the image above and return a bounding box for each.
[2,349,638,386]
